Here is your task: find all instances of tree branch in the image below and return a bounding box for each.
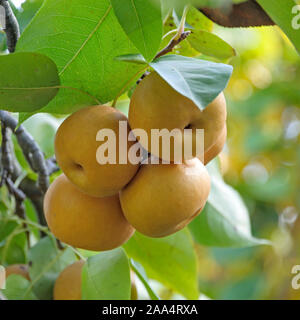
[199,0,274,28]
[137,30,191,85]
[0,122,26,220]
[6,132,47,227]
[155,31,191,60]
[0,111,59,227]
[0,0,20,52]
[0,111,58,192]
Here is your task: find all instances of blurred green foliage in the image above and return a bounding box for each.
[196,24,300,300]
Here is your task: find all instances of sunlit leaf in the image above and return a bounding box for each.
[81,248,131,300]
[124,229,198,299]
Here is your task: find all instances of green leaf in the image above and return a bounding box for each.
[189,163,271,247]
[150,54,233,110]
[115,54,148,65]
[17,0,44,32]
[186,6,213,32]
[27,237,76,300]
[188,30,236,60]
[3,275,38,300]
[16,0,146,115]
[124,229,198,299]
[81,248,131,300]
[0,52,60,112]
[111,0,163,61]
[0,231,27,265]
[0,216,18,243]
[24,199,40,240]
[130,260,160,300]
[257,0,300,55]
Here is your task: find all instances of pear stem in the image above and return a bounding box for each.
[174,5,189,41]
[154,5,190,60]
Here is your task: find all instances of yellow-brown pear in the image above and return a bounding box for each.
[54,260,85,300]
[55,105,140,198]
[204,125,227,165]
[5,264,30,281]
[120,157,211,237]
[129,72,227,163]
[44,174,135,251]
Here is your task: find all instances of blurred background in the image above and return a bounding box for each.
[1,0,300,300]
[142,23,300,300]
[195,23,300,300]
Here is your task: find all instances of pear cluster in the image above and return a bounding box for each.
[44,72,227,251]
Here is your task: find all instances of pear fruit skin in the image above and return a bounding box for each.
[204,125,227,165]
[5,264,30,281]
[44,174,135,251]
[54,261,138,300]
[54,260,85,300]
[55,105,139,198]
[129,72,227,162]
[120,158,211,238]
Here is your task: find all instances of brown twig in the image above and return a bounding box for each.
[56,239,64,250]
[136,31,191,85]
[199,0,274,28]
[155,31,191,60]
[0,124,13,186]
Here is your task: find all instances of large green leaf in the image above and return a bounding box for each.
[111,0,163,61]
[81,248,131,300]
[189,162,271,247]
[123,229,198,299]
[16,0,146,115]
[150,54,233,110]
[0,52,60,112]
[27,237,76,300]
[257,0,300,55]
[3,275,38,300]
